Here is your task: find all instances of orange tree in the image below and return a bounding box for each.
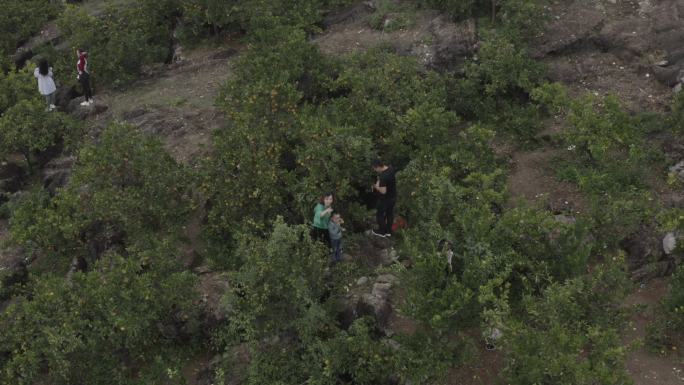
[9,123,191,271]
[0,248,199,385]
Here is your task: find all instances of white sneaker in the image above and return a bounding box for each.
[49,104,56,110]
[80,101,89,106]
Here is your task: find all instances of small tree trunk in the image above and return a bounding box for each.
[491,0,497,24]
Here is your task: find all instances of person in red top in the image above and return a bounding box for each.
[76,48,93,106]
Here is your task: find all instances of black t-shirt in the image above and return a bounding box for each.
[378,166,397,201]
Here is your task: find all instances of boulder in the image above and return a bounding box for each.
[417,16,478,71]
[55,85,81,110]
[197,271,231,326]
[42,156,74,195]
[11,48,33,69]
[596,17,652,60]
[620,226,666,272]
[67,97,108,120]
[210,48,238,61]
[663,231,679,255]
[357,292,393,327]
[0,161,26,194]
[554,214,577,225]
[339,274,399,332]
[12,21,62,68]
[321,1,376,29]
[378,248,399,266]
[669,160,684,182]
[532,5,605,57]
[632,260,675,282]
[0,248,28,299]
[652,65,682,87]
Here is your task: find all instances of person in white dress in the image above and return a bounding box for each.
[34,59,57,111]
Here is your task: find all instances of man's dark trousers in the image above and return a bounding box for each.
[376,199,395,235]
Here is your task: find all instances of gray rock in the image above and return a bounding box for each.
[67,97,108,120]
[372,282,392,297]
[675,82,683,94]
[378,248,399,266]
[554,215,577,225]
[42,156,75,196]
[376,274,398,284]
[419,16,477,71]
[532,5,604,57]
[631,260,674,281]
[652,65,681,87]
[663,232,678,255]
[669,160,684,182]
[0,162,26,194]
[357,292,392,326]
[198,272,231,326]
[210,48,238,60]
[55,85,81,110]
[0,248,28,299]
[321,1,375,28]
[341,273,398,330]
[620,226,666,272]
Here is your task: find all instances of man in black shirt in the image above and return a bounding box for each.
[372,159,396,238]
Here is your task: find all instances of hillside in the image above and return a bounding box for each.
[1,0,684,384]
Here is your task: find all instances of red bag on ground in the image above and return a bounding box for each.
[392,215,407,233]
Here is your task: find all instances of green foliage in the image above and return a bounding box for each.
[419,0,477,19]
[328,49,459,166]
[454,32,545,140]
[179,0,350,41]
[204,27,330,259]
[0,65,37,115]
[556,93,662,247]
[0,100,81,168]
[492,206,592,281]
[205,40,460,264]
[671,91,684,133]
[223,218,327,340]
[0,0,61,56]
[58,1,179,87]
[646,265,684,352]
[418,0,547,37]
[9,123,191,269]
[503,259,632,385]
[0,250,199,385]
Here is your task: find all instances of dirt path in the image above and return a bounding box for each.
[90,46,237,163]
[623,278,684,385]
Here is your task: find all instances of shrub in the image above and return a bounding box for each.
[454,32,545,140]
[503,259,631,385]
[58,1,179,87]
[9,123,191,269]
[0,65,37,115]
[670,91,684,133]
[646,265,684,351]
[0,0,61,56]
[418,0,547,37]
[178,0,349,41]
[204,27,330,260]
[556,93,662,248]
[0,99,82,169]
[223,218,327,340]
[0,250,199,385]
[491,206,592,282]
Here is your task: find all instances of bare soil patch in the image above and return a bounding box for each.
[90,46,236,163]
[623,278,684,385]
